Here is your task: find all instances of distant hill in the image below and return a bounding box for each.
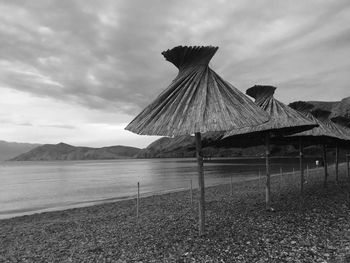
[306,101,338,113]
[11,143,141,161]
[306,96,350,126]
[136,132,296,158]
[0,141,40,161]
[330,97,350,125]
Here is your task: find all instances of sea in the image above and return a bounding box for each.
[0,157,320,219]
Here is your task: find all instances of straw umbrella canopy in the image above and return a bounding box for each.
[287,102,349,187]
[222,85,317,210]
[125,46,269,235]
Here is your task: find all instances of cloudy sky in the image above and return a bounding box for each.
[0,0,349,148]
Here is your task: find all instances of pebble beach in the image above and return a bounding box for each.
[1,164,350,262]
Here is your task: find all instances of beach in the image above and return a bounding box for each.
[1,163,350,262]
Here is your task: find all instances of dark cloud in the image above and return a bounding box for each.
[0,0,350,117]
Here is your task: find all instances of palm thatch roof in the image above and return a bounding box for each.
[125,46,269,137]
[285,102,349,145]
[222,85,317,141]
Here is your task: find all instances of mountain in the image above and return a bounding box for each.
[330,97,350,125]
[306,96,350,126]
[136,133,290,158]
[136,132,234,158]
[306,101,338,113]
[10,143,141,161]
[0,140,40,161]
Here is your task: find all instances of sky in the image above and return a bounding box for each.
[0,0,350,148]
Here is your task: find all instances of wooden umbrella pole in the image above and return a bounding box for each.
[299,138,304,195]
[137,182,140,219]
[347,153,350,182]
[335,144,339,185]
[265,132,271,211]
[323,144,328,188]
[195,132,205,236]
[347,153,350,200]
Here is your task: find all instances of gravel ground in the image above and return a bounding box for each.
[1,163,350,262]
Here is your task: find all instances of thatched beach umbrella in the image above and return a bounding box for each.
[330,116,350,181]
[222,85,317,210]
[125,46,269,235]
[326,118,350,184]
[288,103,348,187]
[328,117,350,183]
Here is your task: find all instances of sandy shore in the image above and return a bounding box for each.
[1,163,350,262]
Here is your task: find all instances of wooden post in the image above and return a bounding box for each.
[347,154,350,182]
[258,170,261,193]
[299,138,304,195]
[347,154,350,204]
[323,144,328,188]
[136,182,140,219]
[195,132,205,236]
[230,175,233,196]
[265,133,271,211]
[190,179,193,206]
[335,144,339,185]
[306,165,309,182]
[279,167,283,194]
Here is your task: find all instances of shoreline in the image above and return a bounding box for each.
[1,163,350,262]
[0,163,338,221]
[0,162,320,221]
[1,155,324,163]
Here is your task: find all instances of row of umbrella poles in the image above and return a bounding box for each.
[125,45,350,236]
[220,85,318,210]
[285,104,350,189]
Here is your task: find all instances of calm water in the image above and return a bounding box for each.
[0,157,317,219]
